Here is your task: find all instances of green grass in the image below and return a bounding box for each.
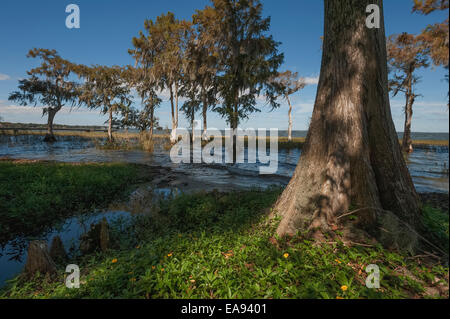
[0,161,141,245]
[422,205,449,253]
[2,188,448,299]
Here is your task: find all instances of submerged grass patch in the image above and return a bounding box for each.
[0,161,140,245]
[2,188,448,299]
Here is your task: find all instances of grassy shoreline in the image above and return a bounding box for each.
[0,160,448,299]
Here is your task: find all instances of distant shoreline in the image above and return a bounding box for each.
[1,121,448,135]
[0,122,448,148]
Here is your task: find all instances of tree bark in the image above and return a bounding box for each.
[49,235,67,262]
[402,94,414,153]
[231,101,238,164]
[272,0,422,253]
[124,111,129,135]
[286,95,293,142]
[175,82,179,129]
[169,84,177,144]
[108,107,113,142]
[149,106,154,141]
[44,108,58,143]
[24,240,57,278]
[202,88,209,141]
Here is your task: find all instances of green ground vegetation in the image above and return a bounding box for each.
[0,161,141,245]
[1,185,448,299]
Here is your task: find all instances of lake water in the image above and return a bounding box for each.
[1,133,448,193]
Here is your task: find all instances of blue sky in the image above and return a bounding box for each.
[0,0,448,132]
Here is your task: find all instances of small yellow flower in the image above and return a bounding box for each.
[336,296,344,299]
[283,253,289,259]
[151,266,156,270]
[190,279,196,283]
[335,259,342,264]
[161,268,165,272]
[167,253,173,257]
[111,258,118,264]
[341,285,348,291]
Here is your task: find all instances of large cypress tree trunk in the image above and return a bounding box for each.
[273,0,422,252]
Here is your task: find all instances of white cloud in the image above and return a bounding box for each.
[294,103,314,114]
[302,76,319,85]
[390,99,448,109]
[0,102,101,115]
[0,73,11,81]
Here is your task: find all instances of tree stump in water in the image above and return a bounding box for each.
[49,236,67,262]
[24,240,57,277]
[99,218,109,252]
[80,218,110,255]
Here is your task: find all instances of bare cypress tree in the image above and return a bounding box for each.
[387,33,429,153]
[8,49,79,142]
[273,0,422,252]
[271,71,306,141]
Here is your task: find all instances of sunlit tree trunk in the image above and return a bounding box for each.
[402,78,414,153]
[286,95,293,142]
[169,85,177,144]
[175,82,179,140]
[231,97,239,164]
[202,89,209,141]
[273,0,422,252]
[108,108,113,142]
